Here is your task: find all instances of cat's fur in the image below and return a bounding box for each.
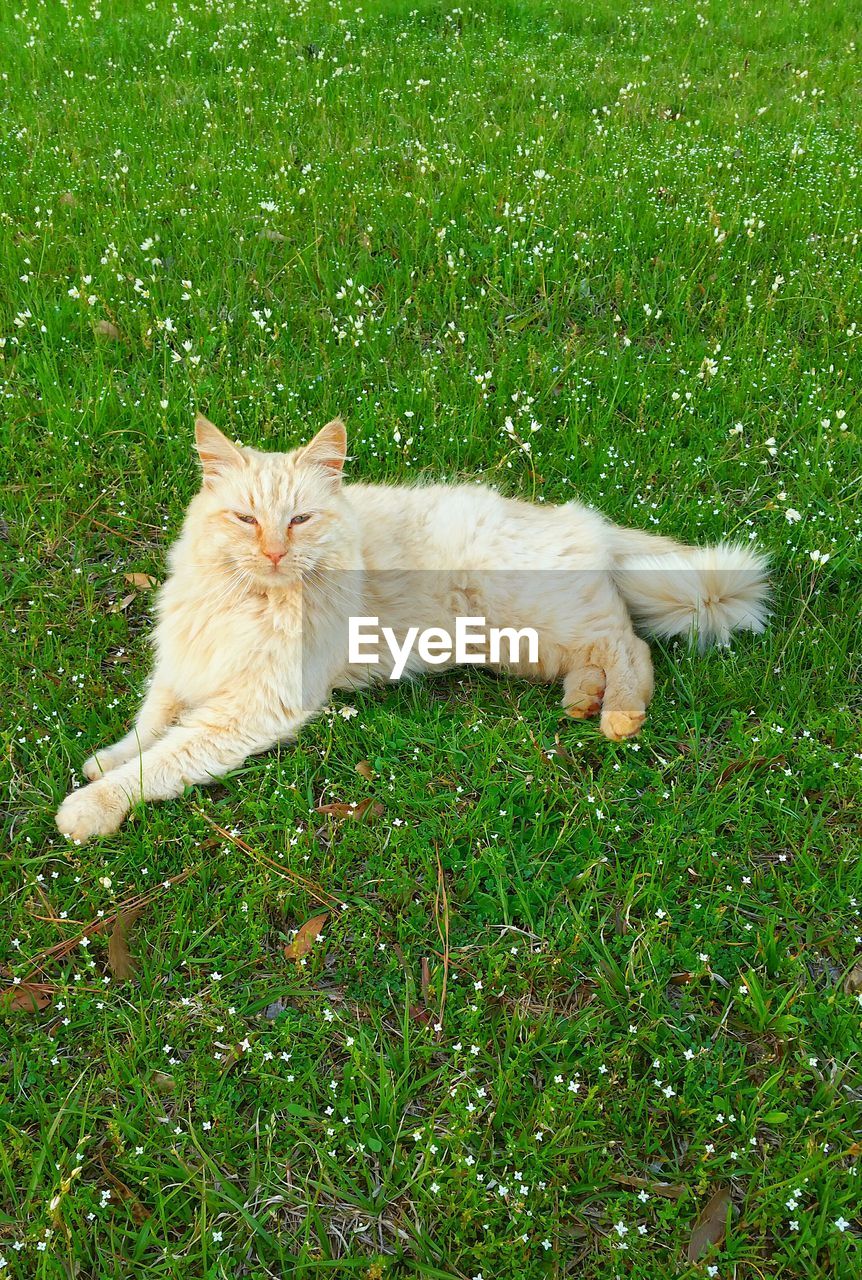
[56,416,769,842]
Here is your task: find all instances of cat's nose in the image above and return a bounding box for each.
[264,549,286,566]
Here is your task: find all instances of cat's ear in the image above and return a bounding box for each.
[302,418,347,477]
[194,414,245,482]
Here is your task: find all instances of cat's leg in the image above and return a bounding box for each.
[562,661,606,720]
[56,701,302,843]
[83,684,181,779]
[561,615,654,740]
[596,632,654,741]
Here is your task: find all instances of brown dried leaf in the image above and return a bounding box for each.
[355,759,375,781]
[844,961,862,996]
[95,319,120,340]
[716,755,785,787]
[355,798,384,820]
[124,572,156,589]
[108,906,142,981]
[110,591,137,614]
[284,911,329,961]
[0,982,54,1013]
[687,1186,732,1261]
[219,1042,252,1076]
[315,802,354,818]
[611,1173,685,1200]
[97,1152,150,1223]
[315,797,383,821]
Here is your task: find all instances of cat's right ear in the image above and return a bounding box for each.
[194,414,245,483]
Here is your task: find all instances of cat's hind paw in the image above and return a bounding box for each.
[56,782,128,844]
[600,706,646,741]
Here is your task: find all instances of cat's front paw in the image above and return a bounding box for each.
[55,782,128,844]
[83,750,117,780]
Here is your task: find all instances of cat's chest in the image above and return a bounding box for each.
[154,583,303,700]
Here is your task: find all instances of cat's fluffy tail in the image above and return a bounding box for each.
[610,526,770,648]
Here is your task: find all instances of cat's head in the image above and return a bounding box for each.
[189,414,348,585]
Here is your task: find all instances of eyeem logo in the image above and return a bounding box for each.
[349,616,540,680]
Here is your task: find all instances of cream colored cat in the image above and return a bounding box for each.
[55,415,769,842]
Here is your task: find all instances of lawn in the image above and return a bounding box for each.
[1,0,860,1276]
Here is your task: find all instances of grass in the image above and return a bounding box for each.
[1,0,860,1275]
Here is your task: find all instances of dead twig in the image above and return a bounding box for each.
[433,846,450,1028]
[195,811,347,910]
[8,865,199,982]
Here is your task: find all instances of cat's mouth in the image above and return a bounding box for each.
[251,559,298,585]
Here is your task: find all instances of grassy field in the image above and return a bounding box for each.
[1,0,861,1276]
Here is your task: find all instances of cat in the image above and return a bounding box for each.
[55,415,770,843]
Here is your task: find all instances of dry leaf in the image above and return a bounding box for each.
[315,802,354,818]
[355,759,375,781]
[97,1152,150,1223]
[284,911,329,961]
[257,228,285,242]
[108,906,142,980]
[315,797,383,821]
[844,961,862,996]
[219,1042,253,1076]
[611,1173,685,1200]
[124,572,156,589]
[716,755,785,787]
[110,591,137,614]
[150,1070,175,1094]
[95,319,120,339]
[0,982,54,1013]
[687,1186,732,1261]
[58,191,78,207]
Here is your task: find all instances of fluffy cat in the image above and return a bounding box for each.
[56,415,769,842]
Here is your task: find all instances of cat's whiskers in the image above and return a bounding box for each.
[300,563,358,613]
[186,564,252,635]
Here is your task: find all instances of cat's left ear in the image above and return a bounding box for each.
[302,418,347,477]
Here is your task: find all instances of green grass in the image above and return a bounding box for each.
[1,0,861,1276]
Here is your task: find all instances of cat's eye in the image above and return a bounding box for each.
[234,512,258,525]
[290,513,311,526]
